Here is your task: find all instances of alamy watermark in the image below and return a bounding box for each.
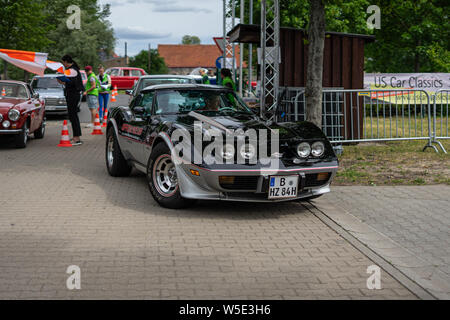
[366,265,381,290]
[66,265,81,290]
[66,5,81,30]
[367,5,381,30]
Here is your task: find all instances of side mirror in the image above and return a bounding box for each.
[133,106,145,114]
[125,90,133,95]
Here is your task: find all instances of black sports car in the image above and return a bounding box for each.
[106,84,338,209]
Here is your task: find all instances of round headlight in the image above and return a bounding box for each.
[239,143,256,160]
[8,109,20,122]
[221,144,235,161]
[2,120,11,128]
[311,141,325,157]
[297,142,311,158]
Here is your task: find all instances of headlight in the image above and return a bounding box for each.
[239,143,256,160]
[58,98,66,105]
[2,120,11,128]
[297,142,311,158]
[311,141,325,157]
[221,144,235,161]
[8,109,20,121]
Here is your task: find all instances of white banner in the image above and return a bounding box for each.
[365,73,450,92]
[363,73,450,104]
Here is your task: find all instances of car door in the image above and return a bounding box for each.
[127,92,155,165]
[27,84,44,131]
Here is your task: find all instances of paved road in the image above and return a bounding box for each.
[315,186,450,299]
[0,98,415,299]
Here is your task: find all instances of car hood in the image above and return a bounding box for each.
[0,98,26,111]
[167,111,326,141]
[34,88,64,97]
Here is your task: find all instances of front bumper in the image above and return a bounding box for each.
[0,129,21,134]
[45,105,68,113]
[176,161,338,202]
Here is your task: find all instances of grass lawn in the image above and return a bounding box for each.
[334,139,450,186]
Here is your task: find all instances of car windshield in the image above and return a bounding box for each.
[0,83,28,99]
[31,77,63,89]
[140,78,192,91]
[154,89,252,115]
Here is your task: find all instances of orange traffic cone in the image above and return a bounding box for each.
[91,113,103,135]
[102,109,108,127]
[57,120,73,147]
[111,86,117,102]
[1,87,6,96]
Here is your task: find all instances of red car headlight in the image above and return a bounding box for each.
[8,109,20,122]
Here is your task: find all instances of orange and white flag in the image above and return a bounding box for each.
[0,49,48,75]
[45,60,65,74]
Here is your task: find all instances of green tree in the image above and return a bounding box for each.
[129,49,169,75]
[181,35,201,45]
[0,0,51,80]
[365,0,450,72]
[45,1,115,69]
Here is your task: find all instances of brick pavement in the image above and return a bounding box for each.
[314,186,450,299]
[0,103,416,299]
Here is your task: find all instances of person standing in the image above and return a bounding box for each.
[199,68,210,84]
[97,66,111,122]
[59,55,84,146]
[220,68,236,91]
[84,66,100,128]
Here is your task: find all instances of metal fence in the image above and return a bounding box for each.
[432,89,449,153]
[278,87,448,153]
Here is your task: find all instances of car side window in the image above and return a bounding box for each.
[131,70,141,77]
[109,69,119,76]
[17,86,28,99]
[132,92,154,115]
[123,69,131,77]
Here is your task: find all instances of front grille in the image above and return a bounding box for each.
[305,173,330,187]
[44,98,59,105]
[219,176,259,190]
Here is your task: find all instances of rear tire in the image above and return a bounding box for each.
[106,126,132,177]
[15,121,28,148]
[147,143,196,209]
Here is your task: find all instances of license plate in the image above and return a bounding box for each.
[268,175,299,199]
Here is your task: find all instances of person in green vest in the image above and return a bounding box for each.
[97,65,112,123]
[199,68,210,84]
[220,68,236,91]
[83,65,100,128]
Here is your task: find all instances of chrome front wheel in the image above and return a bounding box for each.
[153,155,178,197]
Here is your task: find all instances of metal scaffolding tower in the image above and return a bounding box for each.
[259,0,280,119]
[222,0,236,77]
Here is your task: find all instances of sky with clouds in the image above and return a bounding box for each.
[98,0,226,57]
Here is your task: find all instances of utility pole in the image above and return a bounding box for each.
[239,0,244,97]
[148,43,151,74]
[125,42,128,65]
[248,0,253,96]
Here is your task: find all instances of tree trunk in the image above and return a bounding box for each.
[305,0,325,128]
[2,61,7,80]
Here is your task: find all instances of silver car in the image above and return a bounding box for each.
[30,74,82,115]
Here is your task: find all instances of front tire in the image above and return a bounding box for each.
[147,143,196,209]
[106,126,132,177]
[15,121,29,148]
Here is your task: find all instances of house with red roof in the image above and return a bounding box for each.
[158,44,243,75]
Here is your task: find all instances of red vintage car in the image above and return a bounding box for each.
[105,67,147,90]
[0,80,45,148]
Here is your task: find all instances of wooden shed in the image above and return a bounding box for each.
[228,24,375,140]
[228,24,375,88]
